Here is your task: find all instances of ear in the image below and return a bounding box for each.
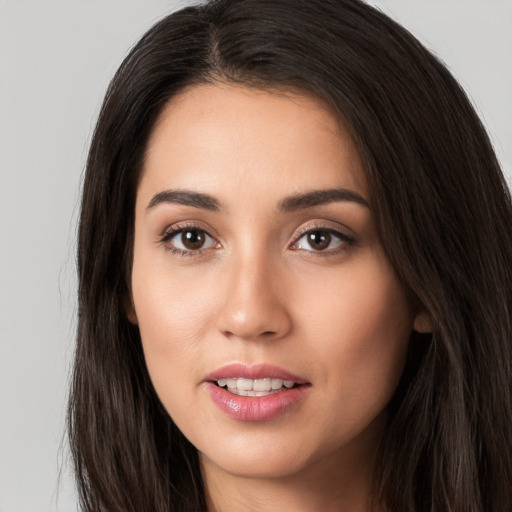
[413,310,433,334]
[124,295,138,325]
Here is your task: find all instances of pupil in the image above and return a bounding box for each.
[308,231,330,250]
[182,230,205,250]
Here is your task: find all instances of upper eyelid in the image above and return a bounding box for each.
[160,220,219,239]
[291,220,355,240]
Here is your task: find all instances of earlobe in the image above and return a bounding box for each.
[124,296,138,325]
[413,310,433,333]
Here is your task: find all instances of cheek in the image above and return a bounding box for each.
[297,254,413,402]
[133,248,216,332]
[130,252,218,395]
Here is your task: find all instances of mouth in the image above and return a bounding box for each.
[204,364,310,421]
[214,377,299,397]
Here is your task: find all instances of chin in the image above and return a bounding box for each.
[198,434,322,480]
[202,453,309,480]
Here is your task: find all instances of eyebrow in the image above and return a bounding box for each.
[146,190,221,212]
[146,187,369,213]
[278,188,370,212]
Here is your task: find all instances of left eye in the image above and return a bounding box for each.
[165,228,217,252]
[294,229,347,252]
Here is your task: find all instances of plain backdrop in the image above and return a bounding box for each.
[0,1,510,511]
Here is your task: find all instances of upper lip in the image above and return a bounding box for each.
[204,363,309,384]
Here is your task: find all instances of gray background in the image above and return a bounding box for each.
[0,1,510,511]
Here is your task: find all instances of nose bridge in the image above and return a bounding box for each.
[216,243,291,341]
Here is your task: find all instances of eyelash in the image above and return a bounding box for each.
[159,222,218,257]
[290,224,356,256]
[158,222,356,257]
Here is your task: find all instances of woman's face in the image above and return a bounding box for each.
[130,84,424,480]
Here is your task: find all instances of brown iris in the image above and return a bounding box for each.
[307,230,331,250]
[181,230,206,250]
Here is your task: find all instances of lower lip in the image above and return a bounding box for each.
[205,382,310,421]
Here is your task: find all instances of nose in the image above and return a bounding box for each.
[216,251,292,342]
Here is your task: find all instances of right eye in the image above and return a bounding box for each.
[161,227,218,255]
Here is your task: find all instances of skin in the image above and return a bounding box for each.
[129,84,429,512]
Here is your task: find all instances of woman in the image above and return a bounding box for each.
[68,0,512,511]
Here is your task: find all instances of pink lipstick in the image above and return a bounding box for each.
[204,363,310,421]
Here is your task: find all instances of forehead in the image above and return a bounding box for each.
[139,83,368,205]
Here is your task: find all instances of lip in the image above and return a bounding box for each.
[204,363,308,383]
[204,363,311,421]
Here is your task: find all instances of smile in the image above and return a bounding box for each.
[205,364,310,421]
[216,378,297,396]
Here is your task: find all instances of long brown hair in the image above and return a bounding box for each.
[69,1,512,510]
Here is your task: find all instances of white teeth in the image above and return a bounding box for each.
[216,377,297,396]
[237,378,253,391]
[271,379,283,390]
[253,379,272,391]
[248,390,272,397]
